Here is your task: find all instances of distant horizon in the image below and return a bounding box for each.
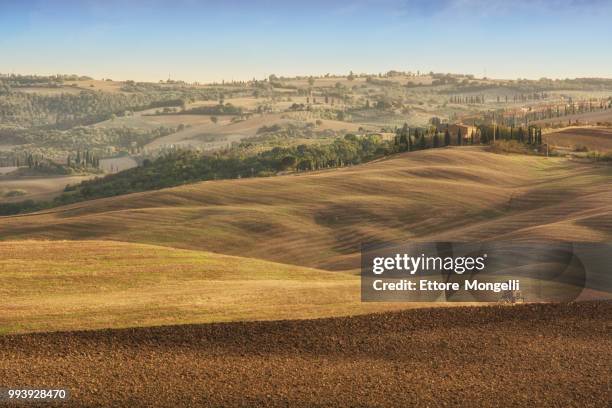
[3,70,612,85]
[2,0,611,83]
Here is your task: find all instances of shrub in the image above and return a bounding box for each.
[586,151,612,162]
[487,140,530,154]
[4,189,27,198]
[574,144,589,152]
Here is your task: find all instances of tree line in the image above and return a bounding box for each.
[0,125,177,165]
[474,98,611,128]
[0,122,545,216]
[0,134,394,215]
[393,123,542,152]
[0,84,233,129]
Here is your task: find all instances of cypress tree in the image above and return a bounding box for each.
[481,128,488,144]
[407,129,412,151]
[419,134,427,149]
[401,123,410,152]
[433,133,440,148]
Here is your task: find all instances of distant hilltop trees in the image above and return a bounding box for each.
[1,150,100,176]
[394,122,543,152]
[0,77,238,128]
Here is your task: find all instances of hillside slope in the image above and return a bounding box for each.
[0,240,412,334]
[543,126,612,152]
[1,147,610,271]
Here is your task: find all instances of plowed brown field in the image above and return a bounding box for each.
[1,301,609,407]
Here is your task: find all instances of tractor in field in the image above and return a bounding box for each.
[500,289,525,304]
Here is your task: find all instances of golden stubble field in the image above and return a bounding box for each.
[0,147,610,334]
[2,147,610,270]
[0,240,418,334]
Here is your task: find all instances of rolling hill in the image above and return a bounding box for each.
[2,147,611,272]
[531,108,612,127]
[1,146,610,335]
[0,240,412,334]
[0,174,92,204]
[543,126,612,153]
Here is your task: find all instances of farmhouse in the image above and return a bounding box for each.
[450,124,477,141]
[437,123,478,144]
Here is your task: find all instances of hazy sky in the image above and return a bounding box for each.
[1,0,611,82]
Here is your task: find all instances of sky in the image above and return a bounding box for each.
[1,0,611,83]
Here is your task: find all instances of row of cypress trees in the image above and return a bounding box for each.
[394,123,543,152]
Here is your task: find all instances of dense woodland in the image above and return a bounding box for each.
[0,90,181,128]
[0,125,178,168]
[2,125,177,150]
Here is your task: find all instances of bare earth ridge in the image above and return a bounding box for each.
[0,301,609,407]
